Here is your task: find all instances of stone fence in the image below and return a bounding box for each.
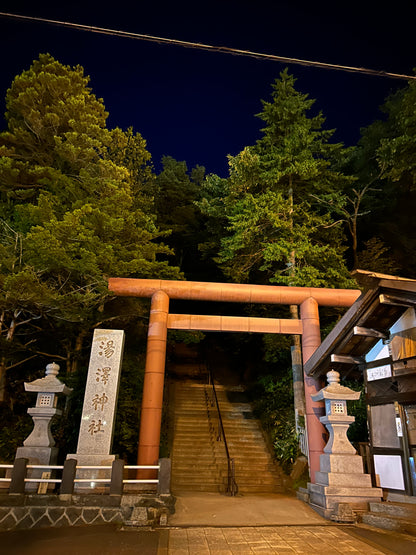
[0,458,174,531]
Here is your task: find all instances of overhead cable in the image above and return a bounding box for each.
[1,11,415,81]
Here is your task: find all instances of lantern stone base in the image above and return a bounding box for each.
[307,453,382,519]
[15,446,58,492]
[66,453,117,493]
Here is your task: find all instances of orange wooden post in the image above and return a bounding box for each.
[300,297,326,483]
[137,290,169,476]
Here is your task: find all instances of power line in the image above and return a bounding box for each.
[1,11,415,82]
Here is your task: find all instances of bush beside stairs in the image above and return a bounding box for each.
[170,380,285,494]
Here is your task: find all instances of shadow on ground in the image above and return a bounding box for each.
[0,524,160,555]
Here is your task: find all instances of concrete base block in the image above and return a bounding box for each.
[308,481,382,512]
[296,487,310,503]
[319,453,364,474]
[315,471,372,487]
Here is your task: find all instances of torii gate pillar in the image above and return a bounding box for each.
[137,290,169,475]
[300,297,326,482]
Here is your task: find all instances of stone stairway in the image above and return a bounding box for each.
[170,380,284,494]
[170,381,227,493]
[361,501,416,536]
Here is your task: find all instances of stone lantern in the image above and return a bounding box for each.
[307,369,382,519]
[315,369,360,456]
[15,362,72,491]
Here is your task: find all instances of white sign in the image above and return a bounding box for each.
[374,454,405,490]
[396,417,403,437]
[367,364,392,382]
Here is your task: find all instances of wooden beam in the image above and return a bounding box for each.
[167,314,303,335]
[330,354,366,365]
[379,294,415,308]
[353,326,388,340]
[365,356,392,369]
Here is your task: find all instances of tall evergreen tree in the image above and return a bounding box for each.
[0,54,180,401]
[155,156,207,278]
[353,77,416,277]
[199,70,353,289]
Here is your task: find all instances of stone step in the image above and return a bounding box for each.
[237,485,284,493]
[172,457,226,464]
[171,379,283,495]
[171,484,225,493]
[361,512,416,536]
[368,501,416,519]
[173,440,269,450]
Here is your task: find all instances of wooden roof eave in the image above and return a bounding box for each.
[304,279,416,379]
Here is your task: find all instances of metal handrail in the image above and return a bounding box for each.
[207,367,238,496]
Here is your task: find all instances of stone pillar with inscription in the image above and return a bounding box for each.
[67,329,125,490]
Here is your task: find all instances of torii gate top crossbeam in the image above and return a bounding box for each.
[108,278,361,307]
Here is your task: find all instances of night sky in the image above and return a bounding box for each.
[0,2,414,176]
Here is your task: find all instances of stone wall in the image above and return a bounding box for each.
[0,493,175,531]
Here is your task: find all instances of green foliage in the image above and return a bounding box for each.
[0,54,182,461]
[341,378,368,443]
[0,53,181,387]
[357,237,400,275]
[167,330,205,346]
[376,79,416,190]
[353,76,416,278]
[0,409,32,462]
[112,353,145,463]
[251,369,298,473]
[273,424,300,473]
[198,69,354,288]
[155,156,207,277]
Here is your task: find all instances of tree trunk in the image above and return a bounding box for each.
[68,329,88,373]
[0,357,7,404]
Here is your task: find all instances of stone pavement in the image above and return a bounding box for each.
[163,525,387,554]
[162,493,416,554]
[2,493,416,554]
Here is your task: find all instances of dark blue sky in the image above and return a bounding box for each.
[0,1,414,176]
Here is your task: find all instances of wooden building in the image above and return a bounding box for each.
[304,270,416,500]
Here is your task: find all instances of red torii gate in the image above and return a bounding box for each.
[108,278,361,482]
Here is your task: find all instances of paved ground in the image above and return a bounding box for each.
[1,493,416,554]
[165,525,389,554]
[169,493,327,527]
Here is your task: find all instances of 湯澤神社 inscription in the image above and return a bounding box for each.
[75,329,124,456]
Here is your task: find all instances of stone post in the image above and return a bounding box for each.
[67,329,125,490]
[9,458,28,494]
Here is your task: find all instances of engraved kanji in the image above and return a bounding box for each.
[98,340,115,358]
[96,366,111,385]
[91,392,108,411]
[88,419,105,435]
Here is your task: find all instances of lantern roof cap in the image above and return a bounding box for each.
[311,370,361,402]
[24,362,72,395]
